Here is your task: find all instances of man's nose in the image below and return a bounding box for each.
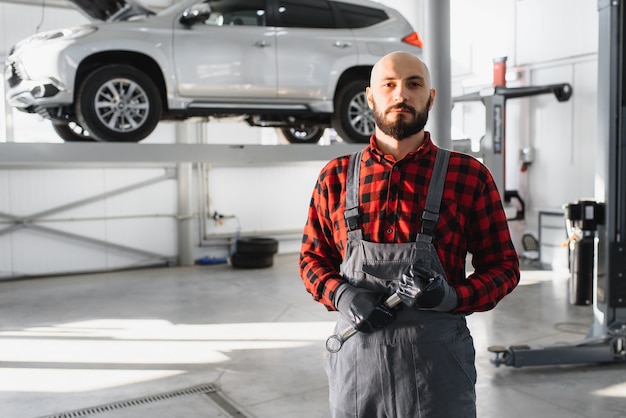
[393,86,407,102]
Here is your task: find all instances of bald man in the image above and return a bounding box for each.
[299,52,519,417]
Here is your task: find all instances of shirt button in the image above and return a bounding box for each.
[386,228,393,235]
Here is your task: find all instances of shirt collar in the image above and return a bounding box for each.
[367,132,436,163]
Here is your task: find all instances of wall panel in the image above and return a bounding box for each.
[0,168,177,278]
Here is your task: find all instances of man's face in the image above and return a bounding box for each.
[367,54,435,141]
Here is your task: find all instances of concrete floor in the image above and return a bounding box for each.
[1,253,625,418]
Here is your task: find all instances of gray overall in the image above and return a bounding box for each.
[326,149,477,418]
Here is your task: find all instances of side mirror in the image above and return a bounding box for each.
[180,3,212,26]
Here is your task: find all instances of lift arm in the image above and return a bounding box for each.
[453,83,572,103]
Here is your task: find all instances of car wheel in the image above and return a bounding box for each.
[76,64,161,142]
[230,237,278,269]
[51,121,96,142]
[235,237,279,255]
[280,126,324,144]
[230,252,274,269]
[332,79,373,143]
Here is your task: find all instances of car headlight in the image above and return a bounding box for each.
[15,25,97,49]
[58,26,98,40]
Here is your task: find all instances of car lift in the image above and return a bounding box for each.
[453,71,572,221]
[488,0,626,367]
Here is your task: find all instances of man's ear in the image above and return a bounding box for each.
[366,86,374,109]
[428,89,437,111]
[429,88,436,110]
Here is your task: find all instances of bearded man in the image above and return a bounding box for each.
[299,51,520,418]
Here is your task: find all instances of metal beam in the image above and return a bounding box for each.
[0,143,364,167]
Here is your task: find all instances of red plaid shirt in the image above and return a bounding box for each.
[299,133,520,314]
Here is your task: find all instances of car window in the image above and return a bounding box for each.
[334,3,388,29]
[203,0,267,27]
[276,0,335,29]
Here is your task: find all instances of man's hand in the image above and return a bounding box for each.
[334,284,395,333]
[397,265,458,312]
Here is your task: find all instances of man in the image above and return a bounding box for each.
[298,51,520,417]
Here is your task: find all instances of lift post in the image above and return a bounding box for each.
[453,84,571,221]
[488,0,626,368]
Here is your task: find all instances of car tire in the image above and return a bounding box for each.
[51,121,96,142]
[230,252,274,269]
[235,237,279,255]
[76,64,162,142]
[332,79,373,144]
[230,237,278,269]
[280,126,325,144]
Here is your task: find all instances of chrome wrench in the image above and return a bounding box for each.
[325,293,402,353]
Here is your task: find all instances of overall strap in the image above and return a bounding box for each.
[418,148,451,242]
[345,150,363,239]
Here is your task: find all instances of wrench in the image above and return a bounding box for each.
[325,293,402,353]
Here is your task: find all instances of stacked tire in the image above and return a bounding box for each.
[230,237,279,269]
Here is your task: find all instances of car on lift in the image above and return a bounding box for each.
[4,0,423,144]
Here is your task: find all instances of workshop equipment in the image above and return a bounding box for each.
[565,200,605,305]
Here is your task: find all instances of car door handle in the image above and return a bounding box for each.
[253,40,270,48]
[333,41,352,48]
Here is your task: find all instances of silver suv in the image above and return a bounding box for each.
[5,0,422,143]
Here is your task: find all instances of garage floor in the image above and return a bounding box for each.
[1,253,625,418]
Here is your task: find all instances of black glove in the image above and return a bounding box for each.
[334,284,395,333]
[397,265,458,312]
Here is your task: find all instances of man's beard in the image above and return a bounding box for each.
[373,98,431,140]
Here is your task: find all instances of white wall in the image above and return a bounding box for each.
[516,0,598,64]
[0,168,178,278]
[203,162,324,236]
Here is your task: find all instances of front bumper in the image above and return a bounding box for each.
[5,59,71,111]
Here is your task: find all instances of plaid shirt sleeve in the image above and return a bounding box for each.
[447,153,520,314]
[298,156,349,311]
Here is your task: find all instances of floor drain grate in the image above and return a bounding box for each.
[38,383,247,418]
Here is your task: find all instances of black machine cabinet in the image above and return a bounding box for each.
[565,200,605,306]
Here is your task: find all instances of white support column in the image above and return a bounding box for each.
[2,86,14,143]
[176,122,197,266]
[424,0,452,149]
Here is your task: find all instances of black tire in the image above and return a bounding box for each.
[280,126,325,144]
[332,79,373,143]
[235,237,279,255]
[230,253,274,269]
[51,121,96,142]
[76,64,162,142]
